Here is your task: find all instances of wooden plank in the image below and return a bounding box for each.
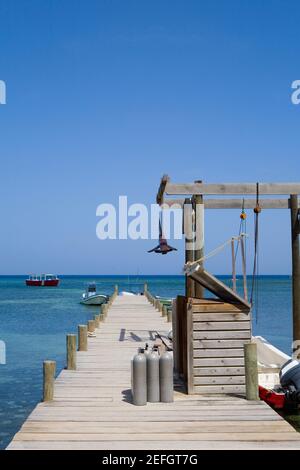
[13,432,300,442]
[8,440,300,450]
[193,367,245,376]
[156,174,170,204]
[193,331,251,340]
[190,298,249,312]
[165,182,300,196]
[194,358,245,367]
[186,268,251,309]
[194,339,250,349]
[193,313,249,321]
[194,376,245,385]
[161,198,300,209]
[194,321,250,331]
[20,420,293,433]
[194,384,246,394]
[194,348,245,358]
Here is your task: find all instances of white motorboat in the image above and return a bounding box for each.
[254,335,290,389]
[80,283,109,305]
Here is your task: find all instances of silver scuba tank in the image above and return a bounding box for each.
[159,351,174,403]
[131,348,147,406]
[146,348,160,403]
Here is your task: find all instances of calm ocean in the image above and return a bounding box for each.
[0,275,295,448]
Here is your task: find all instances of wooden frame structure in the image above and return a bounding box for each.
[156,174,300,351]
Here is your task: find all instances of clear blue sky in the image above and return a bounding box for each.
[0,0,299,275]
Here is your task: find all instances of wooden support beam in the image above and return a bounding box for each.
[156,174,170,204]
[244,343,259,401]
[78,325,87,351]
[184,198,195,298]
[66,334,76,370]
[160,198,300,209]
[193,190,204,299]
[290,195,300,350]
[165,182,300,196]
[43,360,56,402]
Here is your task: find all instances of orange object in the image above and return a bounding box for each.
[254,206,261,214]
[240,212,246,220]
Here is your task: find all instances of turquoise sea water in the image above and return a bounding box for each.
[0,275,294,448]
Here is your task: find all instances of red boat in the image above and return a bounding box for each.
[26,274,60,287]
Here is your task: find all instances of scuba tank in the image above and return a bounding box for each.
[159,351,174,403]
[146,347,160,403]
[131,348,147,406]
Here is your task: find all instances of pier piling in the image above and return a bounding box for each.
[78,325,87,351]
[244,343,259,400]
[94,314,100,328]
[43,360,56,402]
[87,320,96,333]
[66,334,76,370]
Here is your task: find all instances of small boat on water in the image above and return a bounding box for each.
[26,274,60,287]
[255,336,300,409]
[154,295,173,306]
[80,283,109,305]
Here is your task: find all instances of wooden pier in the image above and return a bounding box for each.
[7,294,300,450]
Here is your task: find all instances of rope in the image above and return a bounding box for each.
[250,182,261,322]
[229,199,247,290]
[188,234,246,266]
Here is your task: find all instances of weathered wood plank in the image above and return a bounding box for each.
[194,384,246,394]
[13,432,300,442]
[193,330,251,340]
[194,339,250,349]
[194,348,245,358]
[8,440,300,450]
[194,321,250,331]
[165,182,300,196]
[193,313,250,321]
[194,376,245,385]
[161,198,300,210]
[194,357,245,367]
[193,366,245,376]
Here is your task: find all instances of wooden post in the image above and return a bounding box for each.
[99,312,105,322]
[193,185,204,299]
[184,198,195,298]
[94,314,100,328]
[167,308,172,323]
[240,234,248,300]
[78,325,87,351]
[172,298,179,372]
[102,304,108,319]
[291,194,300,351]
[66,334,76,370]
[231,237,237,292]
[114,284,118,294]
[88,320,96,333]
[162,305,167,317]
[144,283,148,294]
[244,343,259,400]
[43,360,56,402]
